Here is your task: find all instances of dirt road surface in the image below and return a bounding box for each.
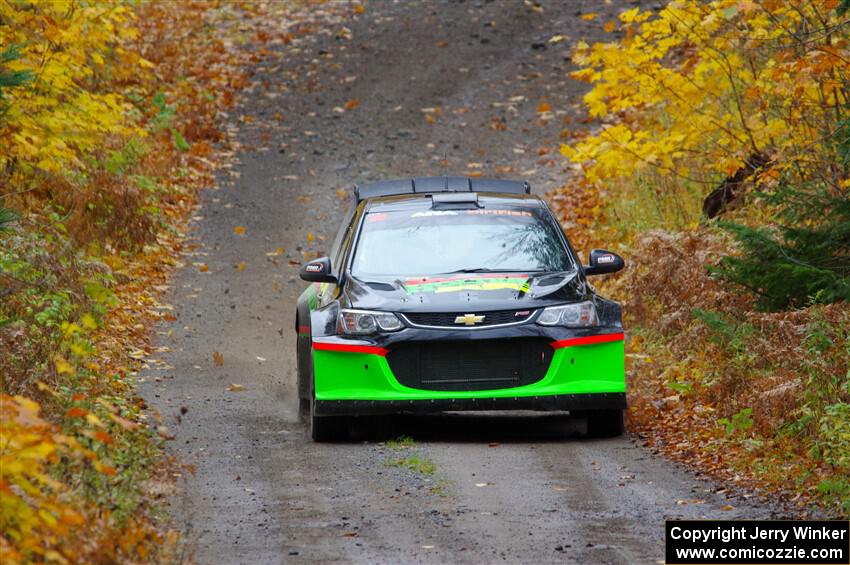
[140,2,782,563]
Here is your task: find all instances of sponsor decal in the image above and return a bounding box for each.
[403,274,530,294]
[305,263,323,272]
[454,313,486,326]
[306,285,318,310]
[515,310,531,317]
[597,255,615,264]
[305,282,331,311]
[408,209,533,218]
[410,210,459,217]
[366,213,388,222]
[550,333,624,349]
[464,209,533,217]
[312,341,388,356]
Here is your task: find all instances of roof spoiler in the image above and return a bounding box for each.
[353,176,531,202]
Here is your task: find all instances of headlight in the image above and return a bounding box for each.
[537,301,598,327]
[338,309,403,335]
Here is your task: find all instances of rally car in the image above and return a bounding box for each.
[295,176,626,441]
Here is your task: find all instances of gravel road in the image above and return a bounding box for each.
[140,1,783,563]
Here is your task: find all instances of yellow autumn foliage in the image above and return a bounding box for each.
[2,0,275,559]
[0,0,146,182]
[550,0,850,514]
[1,2,158,562]
[561,0,849,191]
[0,395,87,563]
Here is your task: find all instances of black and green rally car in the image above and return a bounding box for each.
[295,177,626,441]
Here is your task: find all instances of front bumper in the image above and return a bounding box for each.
[311,330,625,416]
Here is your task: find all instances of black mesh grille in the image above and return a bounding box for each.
[404,309,534,328]
[387,338,553,391]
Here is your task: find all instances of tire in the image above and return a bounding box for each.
[295,313,312,423]
[307,363,348,441]
[585,409,625,438]
[310,411,348,442]
[303,326,349,441]
[298,397,311,422]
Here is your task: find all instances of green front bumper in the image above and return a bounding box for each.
[312,338,625,407]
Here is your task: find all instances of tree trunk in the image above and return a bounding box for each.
[703,152,770,219]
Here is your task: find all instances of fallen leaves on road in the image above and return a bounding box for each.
[227,384,245,392]
[489,117,507,131]
[213,351,224,366]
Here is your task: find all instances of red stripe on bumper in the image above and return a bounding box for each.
[550,332,624,349]
[312,341,388,356]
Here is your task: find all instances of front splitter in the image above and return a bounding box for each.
[313,392,626,416]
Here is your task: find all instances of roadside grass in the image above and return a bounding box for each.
[613,234,849,515]
[428,479,453,497]
[0,1,318,561]
[384,454,437,476]
[1,215,184,561]
[383,436,437,476]
[549,0,849,516]
[386,435,417,451]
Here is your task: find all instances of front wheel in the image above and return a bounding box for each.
[298,397,310,422]
[585,409,624,438]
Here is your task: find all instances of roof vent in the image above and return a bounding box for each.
[431,192,480,210]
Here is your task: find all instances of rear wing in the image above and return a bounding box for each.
[353,176,530,202]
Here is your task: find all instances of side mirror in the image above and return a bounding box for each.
[299,256,338,283]
[583,249,625,276]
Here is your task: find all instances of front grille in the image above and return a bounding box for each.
[387,338,553,392]
[403,309,534,328]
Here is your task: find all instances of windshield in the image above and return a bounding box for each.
[351,207,572,277]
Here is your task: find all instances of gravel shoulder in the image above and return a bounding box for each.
[140,2,785,563]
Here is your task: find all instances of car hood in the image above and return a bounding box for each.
[344,270,589,313]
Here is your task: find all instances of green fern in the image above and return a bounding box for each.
[0,207,17,232]
[714,186,850,311]
[0,45,33,118]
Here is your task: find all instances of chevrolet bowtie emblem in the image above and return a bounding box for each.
[455,313,485,326]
